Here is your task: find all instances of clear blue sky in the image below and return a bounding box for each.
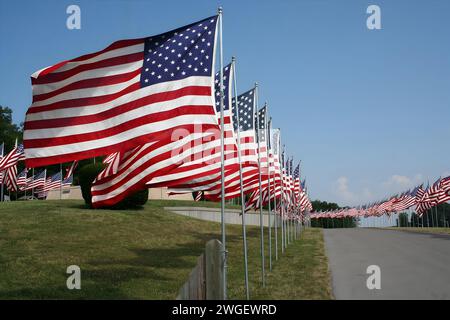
[1,0,449,206]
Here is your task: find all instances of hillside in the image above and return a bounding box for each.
[0,200,331,299]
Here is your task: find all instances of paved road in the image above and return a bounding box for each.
[323,228,450,299]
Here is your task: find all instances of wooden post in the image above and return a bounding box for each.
[205,239,224,300]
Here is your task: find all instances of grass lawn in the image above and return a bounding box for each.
[0,199,331,299]
[386,227,450,235]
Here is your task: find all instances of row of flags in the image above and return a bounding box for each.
[19,13,312,218]
[310,177,450,220]
[0,142,76,198]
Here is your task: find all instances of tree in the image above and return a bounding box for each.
[0,106,22,151]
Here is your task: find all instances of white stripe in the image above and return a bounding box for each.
[32,61,143,96]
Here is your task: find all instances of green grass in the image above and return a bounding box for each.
[0,200,331,299]
[386,227,450,235]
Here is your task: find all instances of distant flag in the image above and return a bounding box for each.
[438,176,450,204]
[4,165,18,192]
[64,160,78,180]
[42,172,63,192]
[195,191,203,201]
[26,170,47,190]
[17,168,29,190]
[0,144,24,171]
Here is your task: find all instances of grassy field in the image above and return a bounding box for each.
[386,227,450,235]
[0,200,331,299]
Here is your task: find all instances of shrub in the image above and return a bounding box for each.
[78,163,148,208]
[79,163,105,206]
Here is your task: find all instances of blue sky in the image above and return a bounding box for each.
[1,0,449,206]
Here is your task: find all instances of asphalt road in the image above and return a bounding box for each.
[323,228,450,300]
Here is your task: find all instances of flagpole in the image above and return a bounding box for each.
[266,114,273,272]
[1,143,3,202]
[255,83,265,287]
[280,143,285,254]
[218,6,227,300]
[273,170,278,261]
[31,168,34,200]
[59,163,63,200]
[231,57,249,300]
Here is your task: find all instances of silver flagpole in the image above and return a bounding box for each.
[434,205,438,228]
[267,115,272,272]
[218,7,227,300]
[231,57,249,300]
[59,163,63,200]
[0,143,3,201]
[280,142,285,253]
[255,84,265,287]
[31,168,34,200]
[281,145,286,251]
[273,169,278,260]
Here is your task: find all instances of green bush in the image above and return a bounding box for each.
[78,163,148,208]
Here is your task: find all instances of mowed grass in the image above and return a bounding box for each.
[386,227,450,235]
[0,200,331,299]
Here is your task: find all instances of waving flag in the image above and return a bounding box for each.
[17,168,29,190]
[64,160,78,180]
[4,165,18,192]
[438,176,450,204]
[24,15,220,168]
[0,144,24,171]
[0,142,4,183]
[26,170,47,190]
[148,63,239,189]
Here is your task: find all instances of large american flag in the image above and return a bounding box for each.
[24,16,220,168]
[89,16,222,207]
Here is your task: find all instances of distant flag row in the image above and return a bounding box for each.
[310,177,450,220]
[0,142,76,197]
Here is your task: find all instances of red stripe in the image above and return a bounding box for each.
[25,85,211,130]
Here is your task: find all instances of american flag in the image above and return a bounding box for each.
[148,63,239,190]
[201,88,260,200]
[0,144,24,171]
[4,165,18,192]
[26,170,47,190]
[17,168,29,190]
[24,15,220,168]
[438,176,450,204]
[0,142,4,183]
[42,172,63,192]
[64,161,78,180]
[89,17,222,207]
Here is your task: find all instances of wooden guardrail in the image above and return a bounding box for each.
[176,239,224,300]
